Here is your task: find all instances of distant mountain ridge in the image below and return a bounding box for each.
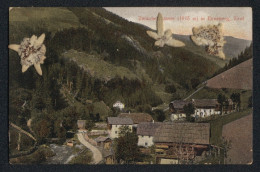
[173,34,251,63]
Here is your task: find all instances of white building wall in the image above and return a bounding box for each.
[137,135,154,147]
[113,102,125,110]
[109,124,132,139]
[195,108,220,118]
[170,113,186,121]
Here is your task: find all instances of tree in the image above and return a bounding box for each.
[85,120,95,131]
[190,78,200,89]
[217,94,227,115]
[32,119,52,144]
[165,84,176,93]
[95,113,100,122]
[183,103,195,122]
[230,93,241,111]
[153,109,165,122]
[114,126,140,164]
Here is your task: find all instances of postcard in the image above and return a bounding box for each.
[8,7,252,165]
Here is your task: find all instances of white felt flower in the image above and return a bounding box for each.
[146,13,185,48]
[8,33,46,75]
[191,23,226,59]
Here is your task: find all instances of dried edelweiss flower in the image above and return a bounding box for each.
[147,13,185,48]
[191,23,226,59]
[8,33,46,75]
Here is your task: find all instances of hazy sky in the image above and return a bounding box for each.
[105,7,252,40]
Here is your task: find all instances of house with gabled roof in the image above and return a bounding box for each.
[169,100,191,121]
[95,136,112,150]
[192,99,234,118]
[192,99,220,118]
[118,113,153,128]
[107,117,133,139]
[137,121,162,147]
[153,122,210,164]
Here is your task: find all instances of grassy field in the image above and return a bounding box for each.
[203,108,252,146]
[63,49,139,81]
[9,7,83,34]
[197,108,252,164]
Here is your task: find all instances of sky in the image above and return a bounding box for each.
[105,7,252,41]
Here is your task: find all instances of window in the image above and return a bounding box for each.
[115,125,117,127]
[145,142,148,146]
[115,131,117,134]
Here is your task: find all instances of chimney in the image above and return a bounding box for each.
[152,120,154,123]
[129,111,130,114]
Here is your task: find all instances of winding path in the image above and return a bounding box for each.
[77,133,103,164]
[183,85,205,101]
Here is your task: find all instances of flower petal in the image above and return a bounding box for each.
[8,44,20,52]
[155,39,165,47]
[29,35,37,46]
[36,33,45,45]
[157,13,164,37]
[146,31,160,40]
[34,63,42,76]
[22,65,30,73]
[166,38,185,47]
[40,56,46,64]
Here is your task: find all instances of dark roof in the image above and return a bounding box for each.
[192,99,233,108]
[95,136,111,143]
[154,123,210,145]
[192,99,218,108]
[118,113,153,124]
[137,122,162,136]
[170,100,191,109]
[206,58,252,90]
[107,117,133,125]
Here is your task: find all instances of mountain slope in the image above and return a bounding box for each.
[9,7,251,108]
[206,58,252,90]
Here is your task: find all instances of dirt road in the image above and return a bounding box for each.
[77,132,103,164]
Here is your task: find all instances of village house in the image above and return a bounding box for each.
[77,120,86,130]
[118,112,153,129]
[103,149,115,164]
[137,121,162,147]
[95,136,115,164]
[95,136,112,150]
[192,99,234,118]
[169,100,191,121]
[192,99,220,118]
[113,101,125,110]
[153,122,210,164]
[107,117,133,139]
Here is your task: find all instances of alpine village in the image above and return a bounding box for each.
[9,8,252,165]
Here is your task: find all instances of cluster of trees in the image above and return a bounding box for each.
[114,126,140,164]
[213,43,252,77]
[61,60,162,108]
[183,103,195,122]
[217,93,241,114]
